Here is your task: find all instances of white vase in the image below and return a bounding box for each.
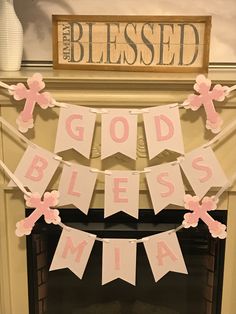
[0,0,23,71]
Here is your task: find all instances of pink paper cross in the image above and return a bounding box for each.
[15,191,61,237]
[184,75,227,134]
[10,73,54,133]
[183,194,227,239]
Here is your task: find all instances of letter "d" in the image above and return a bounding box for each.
[155,115,174,142]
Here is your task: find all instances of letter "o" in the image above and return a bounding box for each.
[110,117,129,143]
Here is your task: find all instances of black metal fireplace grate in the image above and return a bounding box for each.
[26,209,226,314]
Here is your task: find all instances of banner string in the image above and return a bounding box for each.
[1,114,236,176]
[55,219,184,244]
[225,85,236,96]
[0,159,31,197]
[0,116,36,148]
[56,167,236,243]
[50,100,69,109]
[0,81,15,91]
[212,171,236,202]
[39,167,236,242]
[0,78,235,113]
[0,157,234,242]
[203,118,236,149]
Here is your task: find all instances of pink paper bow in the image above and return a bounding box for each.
[16,190,61,237]
[183,194,227,239]
[10,73,54,133]
[183,75,228,134]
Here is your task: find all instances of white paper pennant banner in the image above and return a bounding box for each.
[102,239,137,285]
[180,146,228,199]
[8,145,60,196]
[58,163,98,214]
[105,170,140,218]
[50,227,96,279]
[101,109,137,160]
[54,104,96,159]
[143,231,188,282]
[143,105,184,159]
[145,163,185,214]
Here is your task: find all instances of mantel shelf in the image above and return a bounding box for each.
[0,66,235,86]
[0,66,235,106]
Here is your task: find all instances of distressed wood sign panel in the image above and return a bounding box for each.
[52,15,211,72]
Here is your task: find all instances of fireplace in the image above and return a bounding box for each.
[26,209,226,314]
[0,68,235,314]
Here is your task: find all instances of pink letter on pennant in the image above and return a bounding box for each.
[67,171,81,197]
[66,114,84,141]
[192,156,213,183]
[156,240,178,266]
[114,248,121,270]
[113,178,129,203]
[25,155,48,181]
[155,115,174,141]
[110,117,129,143]
[62,237,88,263]
[157,172,175,197]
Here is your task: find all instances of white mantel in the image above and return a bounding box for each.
[0,67,235,314]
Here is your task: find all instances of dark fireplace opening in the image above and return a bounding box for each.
[26,209,226,314]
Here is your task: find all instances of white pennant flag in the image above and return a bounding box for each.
[143,105,184,159]
[50,227,96,279]
[105,170,139,218]
[102,239,137,285]
[145,163,185,214]
[54,104,96,159]
[143,231,188,282]
[8,145,60,196]
[180,146,228,199]
[58,163,97,214]
[101,109,137,159]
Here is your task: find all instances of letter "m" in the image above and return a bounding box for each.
[62,237,88,263]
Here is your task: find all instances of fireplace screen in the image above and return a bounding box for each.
[26,209,226,314]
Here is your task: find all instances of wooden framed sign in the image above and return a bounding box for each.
[52,15,211,72]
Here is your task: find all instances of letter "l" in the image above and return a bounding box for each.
[68,171,81,196]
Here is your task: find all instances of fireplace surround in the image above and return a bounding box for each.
[0,68,236,314]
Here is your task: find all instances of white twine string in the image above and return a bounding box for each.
[0,117,155,176]
[0,116,77,168]
[56,221,185,243]
[56,222,111,242]
[90,108,108,114]
[50,100,69,108]
[225,85,236,96]
[203,118,236,149]
[0,159,31,197]
[0,116,37,148]
[212,171,236,202]
[1,114,236,178]
[0,81,15,91]
[0,153,230,243]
